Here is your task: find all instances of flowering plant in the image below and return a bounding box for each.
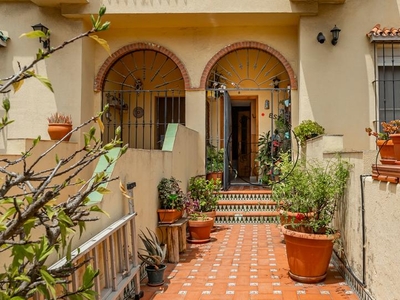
[272,152,352,234]
[365,120,400,140]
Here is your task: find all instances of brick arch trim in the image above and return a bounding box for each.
[94,42,191,92]
[200,41,298,90]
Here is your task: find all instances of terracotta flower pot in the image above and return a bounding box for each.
[206,172,223,183]
[187,217,213,243]
[376,139,395,164]
[157,209,182,224]
[202,210,216,227]
[282,224,339,283]
[48,123,72,141]
[389,134,400,161]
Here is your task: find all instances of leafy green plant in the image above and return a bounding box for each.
[293,120,325,146]
[138,228,166,268]
[187,176,221,212]
[206,145,224,173]
[272,152,352,233]
[255,131,285,185]
[157,177,185,209]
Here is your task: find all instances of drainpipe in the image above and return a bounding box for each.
[360,174,371,285]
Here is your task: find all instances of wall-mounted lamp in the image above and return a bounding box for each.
[272,77,280,89]
[330,25,341,45]
[317,32,326,44]
[264,100,270,110]
[31,23,50,50]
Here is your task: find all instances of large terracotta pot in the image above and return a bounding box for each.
[282,224,339,283]
[206,172,223,183]
[187,217,213,243]
[202,210,216,227]
[389,134,400,161]
[376,139,395,164]
[48,123,72,141]
[157,209,182,224]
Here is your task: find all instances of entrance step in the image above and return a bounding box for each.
[215,189,279,224]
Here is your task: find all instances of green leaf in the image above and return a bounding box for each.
[14,274,31,282]
[89,205,110,218]
[19,30,46,39]
[90,14,96,27]
[39,269,56,299]
[82,265,99,289]
[78,220,86,238]
[99,21,110,31]
[0,207,16,223]
[23,218,36,236]
[33,135,41,146]
[96,186,111,194]
[58,210,74,227]
[34,74,54,93]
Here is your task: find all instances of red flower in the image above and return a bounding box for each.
[295,213,305,221]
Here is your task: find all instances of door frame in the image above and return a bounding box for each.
[220,95,259,186]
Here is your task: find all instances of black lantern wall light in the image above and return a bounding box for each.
[31,23,50,50]
[317,25,341,45]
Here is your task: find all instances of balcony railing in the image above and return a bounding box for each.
[35,213,142,300]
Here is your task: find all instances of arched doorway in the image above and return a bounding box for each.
[97,45,188,150]
[204,45,294,189]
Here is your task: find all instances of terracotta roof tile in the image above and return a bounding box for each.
[367,24,400,42]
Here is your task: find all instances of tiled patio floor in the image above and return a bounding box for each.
[140,223,359,300]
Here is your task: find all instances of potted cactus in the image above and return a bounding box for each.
[47,112,73,141]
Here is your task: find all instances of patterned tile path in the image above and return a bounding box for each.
[140,223,359,300]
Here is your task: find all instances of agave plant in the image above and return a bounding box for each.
[137,228,166,269]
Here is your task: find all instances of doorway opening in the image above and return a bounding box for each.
[231,98,257,185]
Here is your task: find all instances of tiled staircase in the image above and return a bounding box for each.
[215,189,279,224]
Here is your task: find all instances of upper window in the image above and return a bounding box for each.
[373,43,400,130]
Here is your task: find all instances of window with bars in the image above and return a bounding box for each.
[374,43,400,127]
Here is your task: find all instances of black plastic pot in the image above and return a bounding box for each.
[146,264,166,286]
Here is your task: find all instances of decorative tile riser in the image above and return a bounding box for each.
[217,204,277,212]
[215,215,279,224]
[219,192,272,202]
[215,192,278,224]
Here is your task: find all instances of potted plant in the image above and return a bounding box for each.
[47,112,73,141]
[273,153,352,283]
[293,120,325,146]
[365,125,395,163]
[137,228,167,286]
[184,196,214,243]
[188,175,221,225]
[256,131,282,185]
[206,145,224,182]
[157,177,185,223]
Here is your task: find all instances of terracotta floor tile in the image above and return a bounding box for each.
[139,224,360,300]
